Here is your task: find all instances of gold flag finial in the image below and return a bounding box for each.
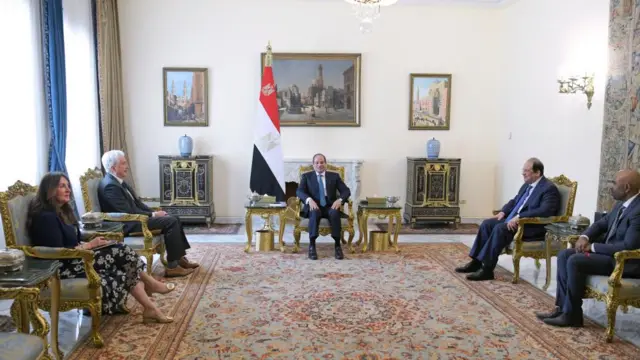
[265,41,273,67]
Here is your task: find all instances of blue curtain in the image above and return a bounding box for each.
[41,0,68,174]
[41,0,79,217]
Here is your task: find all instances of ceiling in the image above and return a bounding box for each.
[320,0,517,6]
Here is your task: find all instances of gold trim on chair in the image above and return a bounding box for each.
[0,181,104,348]
[505,174,578,290]
[80,168,167,273]
[583,249,640,342]
[285,164,356,253]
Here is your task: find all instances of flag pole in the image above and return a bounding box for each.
[261,40,274,232]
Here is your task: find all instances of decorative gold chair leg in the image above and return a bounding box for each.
[512,256,521,284]
[347,229,355,253]
[543,256,552,291]
[293,230,301,253]
[146,254,154,275]
[605,301,618,343]
[88,303,104,347]
[159,249,168,267]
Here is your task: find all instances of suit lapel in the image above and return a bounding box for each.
[521,177,545,210]
[308,172,318,197]
[618,196,640,224]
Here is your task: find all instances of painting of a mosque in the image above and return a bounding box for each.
[262,53,362,127]
[409,73,452,130]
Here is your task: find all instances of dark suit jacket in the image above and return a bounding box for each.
[296,171,351,217]
[29,210,80,248]
[500,177,561,237]
[98,174,153,233]
[584,196,640,275]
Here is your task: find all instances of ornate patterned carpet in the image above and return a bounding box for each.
[375,223,479,234]
[67,243,640,359]
[183,223,242,235]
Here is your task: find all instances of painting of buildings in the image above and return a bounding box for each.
[263,53,361,127]
[409,74,452,130]
[163,68,208,126]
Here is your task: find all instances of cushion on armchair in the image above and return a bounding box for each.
[124,234,164,250]
[39,278,98,302]
[299,218,351,228]
[0,332,44,360]
[586,275,640,300]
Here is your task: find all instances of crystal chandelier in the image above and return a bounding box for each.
[343,0,399,33]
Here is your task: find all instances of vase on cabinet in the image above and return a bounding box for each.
[426,138,440,159]
[178,134,193,157]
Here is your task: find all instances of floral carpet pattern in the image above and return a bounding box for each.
[67,243,640,359]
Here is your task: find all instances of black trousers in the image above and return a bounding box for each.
[307,206,342,241]
[125,215,191,262]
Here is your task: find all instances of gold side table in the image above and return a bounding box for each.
[0,258,62,360]
[244,202,287,253]
[544,223,581,249]
[354,202,402,253]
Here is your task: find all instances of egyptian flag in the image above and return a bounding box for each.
[250,45,285,201]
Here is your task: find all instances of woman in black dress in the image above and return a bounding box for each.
[28,172,174,323]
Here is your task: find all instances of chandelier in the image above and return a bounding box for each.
[343,0,399,33]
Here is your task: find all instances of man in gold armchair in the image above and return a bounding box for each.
[296,153,351,260]
[455,158,560,281]
[98,150,199,277]
[537,169,640,327]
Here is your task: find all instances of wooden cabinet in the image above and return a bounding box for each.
[404,157,461,228]
[158,155,215,227]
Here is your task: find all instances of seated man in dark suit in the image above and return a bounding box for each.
[97,150,198,277]
[536,169,640,327]
[456,158,560,281]
[296,153,351,260]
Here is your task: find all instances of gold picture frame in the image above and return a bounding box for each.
[260,53,362,127]
[163,67,209,127]
[409,73,452,130]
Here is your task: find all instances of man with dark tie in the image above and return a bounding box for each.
[97,150,198,277]
[455,158,560,280]
[296,153,351,260]
[536,169,640,327]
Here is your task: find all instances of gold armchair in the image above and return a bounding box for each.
[503,175,578,290]
[0,181,105,348]
[0,287,50,360]
[80,168,167,274]
[287,164,356,253]
[583,249,640,342]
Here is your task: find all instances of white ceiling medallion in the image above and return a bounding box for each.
[343,0,399,33]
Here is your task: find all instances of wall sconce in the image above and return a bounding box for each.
[557,74,595,109]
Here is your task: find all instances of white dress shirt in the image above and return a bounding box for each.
[586,193,639,252]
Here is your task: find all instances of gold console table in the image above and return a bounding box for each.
[244,202,287,253]
[354,202,402,253]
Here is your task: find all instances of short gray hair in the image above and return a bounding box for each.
[102,150,125,174]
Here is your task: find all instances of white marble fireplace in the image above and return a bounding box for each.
[284,158,364,203]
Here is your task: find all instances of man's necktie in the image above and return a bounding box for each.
[317,174,326,207]
[122,182,136,203]
[506,185,533,222]
[605,206,626,243]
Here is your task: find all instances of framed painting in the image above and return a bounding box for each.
[163,67,208,126]
[261,53,361,127]
[409,73,452,130]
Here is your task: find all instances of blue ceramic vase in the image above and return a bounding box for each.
[427,138,440,159]
[178,134,193,157]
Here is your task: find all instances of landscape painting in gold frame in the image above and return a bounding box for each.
[409,73,452,130]
[261,53,362,127]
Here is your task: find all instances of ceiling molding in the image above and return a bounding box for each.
[304,0,519,7]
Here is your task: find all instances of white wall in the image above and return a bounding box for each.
[118,0,503,220]
[498,0,609,221]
